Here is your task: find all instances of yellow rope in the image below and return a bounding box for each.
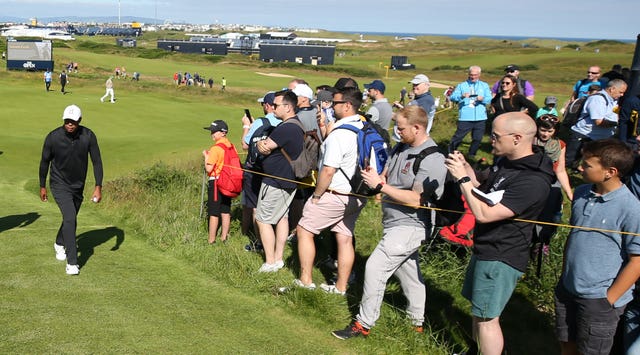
[231,164,640,237]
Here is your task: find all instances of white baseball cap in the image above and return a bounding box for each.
[62,104,82,121]
[292,83,314,100]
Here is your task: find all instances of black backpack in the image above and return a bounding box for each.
[245,117,279,171]
[397,144,465,227]
[562,93,607,129]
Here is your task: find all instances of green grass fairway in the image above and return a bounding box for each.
[0,58,362,353]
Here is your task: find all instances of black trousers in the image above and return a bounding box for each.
[565,131,591,169]
[52,188,83,265]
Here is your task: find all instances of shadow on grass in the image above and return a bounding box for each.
[77,226,125,267]
[0,212,41,233]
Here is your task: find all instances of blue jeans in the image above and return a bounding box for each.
[448,120,487,157]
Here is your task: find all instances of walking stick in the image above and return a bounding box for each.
[199,166,207,218]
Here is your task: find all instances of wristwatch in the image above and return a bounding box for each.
[456,176,471,185]
[373,181,385,193]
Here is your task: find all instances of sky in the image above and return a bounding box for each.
[1,0,639,40]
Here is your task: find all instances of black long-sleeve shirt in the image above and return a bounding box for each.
[39,126,103,190]
[491,94,539,119]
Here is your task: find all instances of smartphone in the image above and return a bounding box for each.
[244,109,253,122]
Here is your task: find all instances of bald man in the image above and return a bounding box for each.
[445,112,555,355]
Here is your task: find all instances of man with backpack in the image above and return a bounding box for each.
[294,87,370,294]
[331,105,447,339]
[254,90,304,273]
[203,120,242,244]
[240,91,281,252]
[288,82,322,234]
[565,79,628,169]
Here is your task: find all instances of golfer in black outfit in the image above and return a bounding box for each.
[39,104,103,275]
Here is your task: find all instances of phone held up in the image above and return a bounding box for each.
[244,109,253,123]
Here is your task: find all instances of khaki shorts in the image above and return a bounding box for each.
[255,183,296,225]
[297,191,367,237]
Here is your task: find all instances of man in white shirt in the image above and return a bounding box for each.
[294,87,368,295]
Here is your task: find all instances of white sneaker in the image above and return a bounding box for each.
[100,98,104,102]
[273,260,285,270]
[278,279,317,293]
[66,264,79,275]
[54,243,66,261]
[293,279,316,290]
[258,263,277,273]
[320,283,346,296]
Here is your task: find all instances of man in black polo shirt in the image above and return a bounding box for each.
[39,104,104,275]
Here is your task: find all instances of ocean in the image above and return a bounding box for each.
[342,31,637,44]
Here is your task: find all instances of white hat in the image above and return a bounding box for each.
[292,83,314,100]
[62,104,82,121]
[409,74,430,85]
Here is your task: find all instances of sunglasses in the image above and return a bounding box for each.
[490,132,516,140]
[587,71,600,75]
[332,100,348,107]
[501,81,513,85]
[539,114,559,123]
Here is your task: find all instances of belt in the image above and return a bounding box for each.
[327,189,350,196]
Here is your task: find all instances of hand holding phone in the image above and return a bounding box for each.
[244,109,253,123]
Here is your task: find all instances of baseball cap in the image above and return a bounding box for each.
[292,83,314,100]
[504,64,520,72]
[364,80,386,93]
[409,74,429,85]
[204,120,229,133]
[257,91,275,105]
[316,90,334,102]
[544,96,558,105]
[62,104,82,121]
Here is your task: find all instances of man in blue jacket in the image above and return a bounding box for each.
[448,66,492,159]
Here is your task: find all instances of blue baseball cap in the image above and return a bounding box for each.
[364,80,386,94]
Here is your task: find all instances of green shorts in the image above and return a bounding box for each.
[461,255,523,319]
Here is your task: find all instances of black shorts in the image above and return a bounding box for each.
[241,170,262,209]
[207,180,231,216]
[555,283,624,355]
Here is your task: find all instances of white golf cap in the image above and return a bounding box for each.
[292,83,314,100]
[62,104,82,121]
[409,74,430,85]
